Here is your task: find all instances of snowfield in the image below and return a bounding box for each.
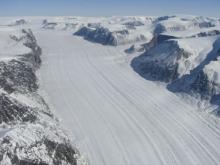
[1,16,220,165]
[37,31,220,165]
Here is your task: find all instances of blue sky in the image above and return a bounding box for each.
[0,0,219,17]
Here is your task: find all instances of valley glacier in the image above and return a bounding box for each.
[0,15,220,165]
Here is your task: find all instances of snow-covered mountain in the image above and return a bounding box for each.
[67,15,220,110]
[128,15,220,114]
[73,17,153,45]
[1,15,220,165]
[0,27,79,164]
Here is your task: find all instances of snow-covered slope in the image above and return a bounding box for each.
[37,28,220,165]
[1,15,220,165]
[73,17,153,46]
[154,16,220,35]
[168,37,220,103]
[130,15,220,112]
[0,27,79,165]
[132,36,217,81]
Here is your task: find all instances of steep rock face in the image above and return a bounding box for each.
[0,29,79,165]
[86,27,118,45]
[191,71,218,99]
[143,34,178,51]
[125,44,145,54]
[131,40,191,82]
[135,31,220,113]
[74,25,148,46]
[131,36,220,117]
[74,26,93,37]
[168,39,220,101]
[20,29,42,67]
[10,29,42,68]
[74,26,128,46]
[0,94,37,125]
[153,15,176,23]
[168,68,219,101]
[174,49,220,101]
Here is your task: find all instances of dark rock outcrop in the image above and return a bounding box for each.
[153,15,176,23]
[131,40,191,82]
[0,60,38,94]
[123,21,144,27]
[74,26,129,46]
[125,44,145,54]
[190,30,220,38]
[168,43,220,102]
[190,71,218,99]
[0,125,78,165]
[0,94,37,125]
[44,139,77,165]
